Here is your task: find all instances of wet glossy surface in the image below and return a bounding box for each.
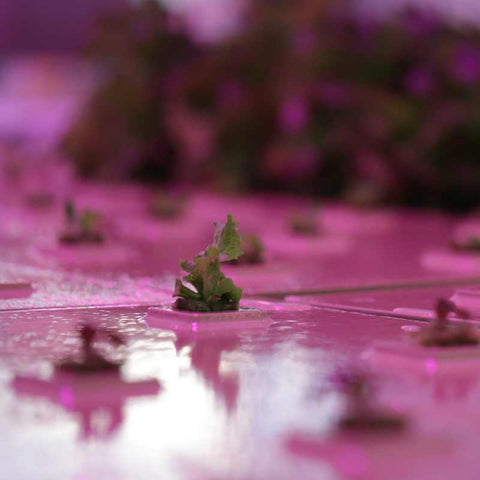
[2,304,480,479]
[0,189,479,479]
[0,305,419,479]
[289,283,480,322]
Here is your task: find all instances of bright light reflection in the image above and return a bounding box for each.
[120,373,231,474]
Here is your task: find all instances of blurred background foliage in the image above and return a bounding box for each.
[63,0,480,211]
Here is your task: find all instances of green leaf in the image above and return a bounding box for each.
[80,211,100,234]
[173,214,244,311]
[180,260,195,273]
[212,277,242,302]
[173,279,201,300]
[213,214,243,261]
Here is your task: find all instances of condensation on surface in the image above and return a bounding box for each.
[0,193,479,479]
[0,302,477,479]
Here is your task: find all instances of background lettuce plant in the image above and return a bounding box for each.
[64,0,480,211]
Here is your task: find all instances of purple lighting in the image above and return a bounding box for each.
[451,44,480,84]
[404,67,434,96]
[279,95,310,134]
[1,1,480,478]
[59,385,75,409]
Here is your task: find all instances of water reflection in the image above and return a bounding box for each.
[12,370,160,439]
[367,345,480,404]
[415,369,480,403]
[175,334,241,412]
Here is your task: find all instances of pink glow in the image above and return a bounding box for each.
[425,358,437,375]
[1,6,480,477]
[337,445,369,477]
[0,185,477,477]
[59,385,75,409]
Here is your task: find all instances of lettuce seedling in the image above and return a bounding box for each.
[289,211,319,236]
[451,236,480,252]
[152,190,187,220]
[230,233,265,265]
[60,201,104,244]
[412,299,478,347]
[288,204,321,236]
[173,214,243,312]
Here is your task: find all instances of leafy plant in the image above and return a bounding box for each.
[151,190,187,220]
[62,0,199,179]
[230,233,265,265]
[451,236,480,252]
[60,201,104,243]
[63,0,480,210]
[289,210,319,236]
[411,299,478,347]
[173,214,243,312]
